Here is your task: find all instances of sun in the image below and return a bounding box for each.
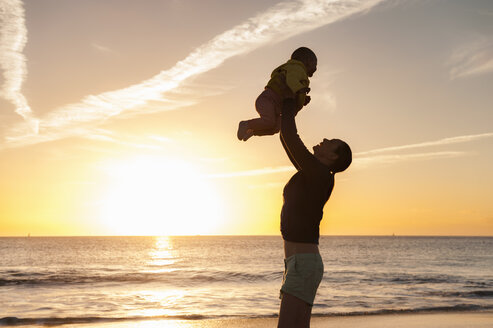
[98,156,225,236]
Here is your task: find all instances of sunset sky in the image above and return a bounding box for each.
[1,0,492,236]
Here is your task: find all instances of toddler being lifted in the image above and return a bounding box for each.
[237,47,317,141]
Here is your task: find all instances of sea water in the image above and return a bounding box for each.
[1,236,492,325]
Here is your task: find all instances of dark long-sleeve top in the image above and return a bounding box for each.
[280,99,334,244]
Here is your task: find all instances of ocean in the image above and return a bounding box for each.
[1,236,492,326]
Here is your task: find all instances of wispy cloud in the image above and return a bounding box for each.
[448,37,493,79]
[207,165,294,179]
[3,0,385,148]
[0,0,38,132]
[209,132,491,178]
[355,132,493,156]
[81,129,168,150]
[148,135,173,144]
[311,68,339,112]
[198,157,228,164]
[248,182,285,189]
[91,42,116,54]
[206,151,466,178]
[91,43,118,55]
[352,151,466,169]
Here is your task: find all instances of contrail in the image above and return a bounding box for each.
[4,0,384,147]
[207,151,467,179]
[0,0,38,133]
[352,151,466,169]
[207,130,493,178]
[207,165,294,179]
[448,37,493,79]
[355,132,493,156]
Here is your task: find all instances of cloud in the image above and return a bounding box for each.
[310,68,339,112]
[0,0,38,132]
[248,182,285,189]
[352,151,466,169]
[207,151,466,178]
[148,135,173,144]
[198,157,228,164]
[209,131,491,178]
[91,43,118,55]
[207,165,294,179]
[81,129,167,150]
[448,37,493,79]
[355,132,493,156]
[3,0,385,149]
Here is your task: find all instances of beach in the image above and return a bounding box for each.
[40,312,492,328]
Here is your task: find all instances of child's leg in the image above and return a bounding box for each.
[238,89,281,141]
[250,116,280,136]
[247,89,280,135]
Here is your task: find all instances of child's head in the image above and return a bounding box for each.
[313,138,352,173]
[291,47,317,77]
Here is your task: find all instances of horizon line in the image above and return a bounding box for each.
[1,234,491,238]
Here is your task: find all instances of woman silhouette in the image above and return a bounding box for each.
[277,98,352,328]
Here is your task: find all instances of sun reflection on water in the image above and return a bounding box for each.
[128,237,189,319]
[132,321,191,328]
[100,318,200,328]
[148,236,177,268]
[135,289,188,317]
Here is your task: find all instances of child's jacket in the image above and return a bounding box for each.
[266,59,310,109]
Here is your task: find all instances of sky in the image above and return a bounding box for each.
[0,0,492,236]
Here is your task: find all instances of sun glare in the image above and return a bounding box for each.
[98,156,225,235]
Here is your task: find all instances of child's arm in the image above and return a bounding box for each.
[285,65,310,109]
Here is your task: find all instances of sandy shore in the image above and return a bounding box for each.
[36,311,491,328]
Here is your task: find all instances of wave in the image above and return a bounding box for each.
[2,305,492,326]
[422,290,493,298]
[0,314,209,327]
[0,269,282,287]
[4,269,488,288]
[355,271,466,285]
[313,304,493,316]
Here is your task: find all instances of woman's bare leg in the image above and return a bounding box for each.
[277,293,312,328]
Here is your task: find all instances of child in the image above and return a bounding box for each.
[237,47,317,141]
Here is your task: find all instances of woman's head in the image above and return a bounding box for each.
[313,138,352,173]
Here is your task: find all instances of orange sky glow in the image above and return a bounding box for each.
[1,0,492,236]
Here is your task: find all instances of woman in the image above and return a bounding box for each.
[277,98,352,328]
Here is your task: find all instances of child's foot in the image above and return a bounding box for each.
[243,128,254,141]
[237,121,254,141]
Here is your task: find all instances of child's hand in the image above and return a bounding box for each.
[304,95,311,106]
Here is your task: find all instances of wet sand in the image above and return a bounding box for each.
[52,311,493,328]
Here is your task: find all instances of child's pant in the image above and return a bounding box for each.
[246,88,282,136]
